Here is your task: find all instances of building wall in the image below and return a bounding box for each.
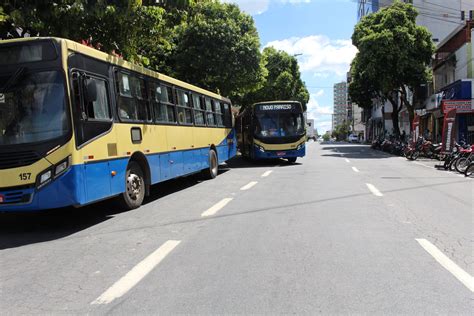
[333,81,348,128]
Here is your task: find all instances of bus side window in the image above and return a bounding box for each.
[214,100,223,127]
[153,84,176,123]
[222,103,232,127]
[132,76,149,122]
[176,89,193,125]
[192,94,205,126]
[84,77,111,120]
[116,72,137,120]
[205,97,215,126]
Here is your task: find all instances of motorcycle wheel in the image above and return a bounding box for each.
[412,151,420,160]
[449,158,458,171]
[455,158,470,173]
[464,163,474,177]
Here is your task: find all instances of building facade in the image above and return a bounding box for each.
[356,0,473,141]
[333,82,349,129]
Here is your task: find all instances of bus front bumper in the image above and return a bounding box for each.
[253,145,306,159]
[0,168,79,212]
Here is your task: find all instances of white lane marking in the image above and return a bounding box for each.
[413,161,433,169]
[91,240,181,305]
[240,181,258,191]
[201,198,233,217]
[366,183,383,196]
[416,239,474,292]
[345,158,350,163]
[261,170,273,177]
[352,166,360,173]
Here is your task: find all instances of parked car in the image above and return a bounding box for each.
[348,134,359,143]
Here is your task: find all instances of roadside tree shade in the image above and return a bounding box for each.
[350,0,435,136]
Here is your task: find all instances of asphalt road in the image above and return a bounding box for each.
[1,142,473,314]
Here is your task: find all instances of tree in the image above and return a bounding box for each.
[240,47,309,108]
[349,0,434,136]
[170,1,266,98]
[331,121,351,141]
[0,1,148,62]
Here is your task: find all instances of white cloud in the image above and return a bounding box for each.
[306,92,333,133]
[265,35,357,77]
[306,95,332,117]
[222,0,270,15]
[222,0,311,15]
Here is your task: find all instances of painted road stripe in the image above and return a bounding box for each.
[240,181,258,191]
[345,158,350,163]
[261,170,273,177]
[91,240,181,305]
[366,183,383,196]
[416,238,474,292]
[352,166,360,173]
[201,198,233,217]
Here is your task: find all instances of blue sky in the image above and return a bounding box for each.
[223,0,359,133]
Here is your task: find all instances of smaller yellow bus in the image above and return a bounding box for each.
[0,37,236,212]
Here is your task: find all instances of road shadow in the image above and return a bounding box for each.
[225,156,302,169]
[320,145,395,160]
[0,170,227,250]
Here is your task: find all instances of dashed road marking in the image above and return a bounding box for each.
[416,238,474,292]
[201,198,233,217]
[366,183,383,196]
[261,170,273,177]
[240,181,258,191]
[352,166,360,173]
[345,158,350,163]
[91,240,181,305]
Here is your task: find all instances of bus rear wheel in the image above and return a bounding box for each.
[117,161,145,210]
[202,149,218,179]
[287,157,297,163]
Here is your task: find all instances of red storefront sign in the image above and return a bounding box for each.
[441,109,457,153]
[442,100,474,114]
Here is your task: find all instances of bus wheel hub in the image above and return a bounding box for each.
[127,174,142,199]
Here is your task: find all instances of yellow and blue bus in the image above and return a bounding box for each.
[236,101,306,163]
[0,37,236,211]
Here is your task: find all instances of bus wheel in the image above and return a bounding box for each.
[287,157,297,163]
[202,149,218,179]
[118,161,145,210]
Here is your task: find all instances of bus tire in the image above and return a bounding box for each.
[202,149,218,179]
[287,157,297,163]
[117,161,145,210]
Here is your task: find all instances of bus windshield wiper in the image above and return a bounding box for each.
[0,67,26,93]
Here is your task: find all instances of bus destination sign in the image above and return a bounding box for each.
[257,104,295,111]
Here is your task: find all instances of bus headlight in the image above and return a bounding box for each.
[255,144,265,152]
[36,156,71,190]
[54,156,71,177]
[296,143,304,150]
[37,169,53,189]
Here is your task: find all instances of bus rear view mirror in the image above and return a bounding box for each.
[84,79,98,103]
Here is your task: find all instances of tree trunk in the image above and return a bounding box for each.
[387,95,401,137]
[401,86,415,130]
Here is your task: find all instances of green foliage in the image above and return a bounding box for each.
[170,1,266,98]
[331,121,350,141]
[0,0,293,106]
[349,0,435,134]
[322,133,330,142]
[0,1,149,61]
[240,47,309,108]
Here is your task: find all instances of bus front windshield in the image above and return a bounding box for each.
[255,111,305,138]
[0,70,69,145]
